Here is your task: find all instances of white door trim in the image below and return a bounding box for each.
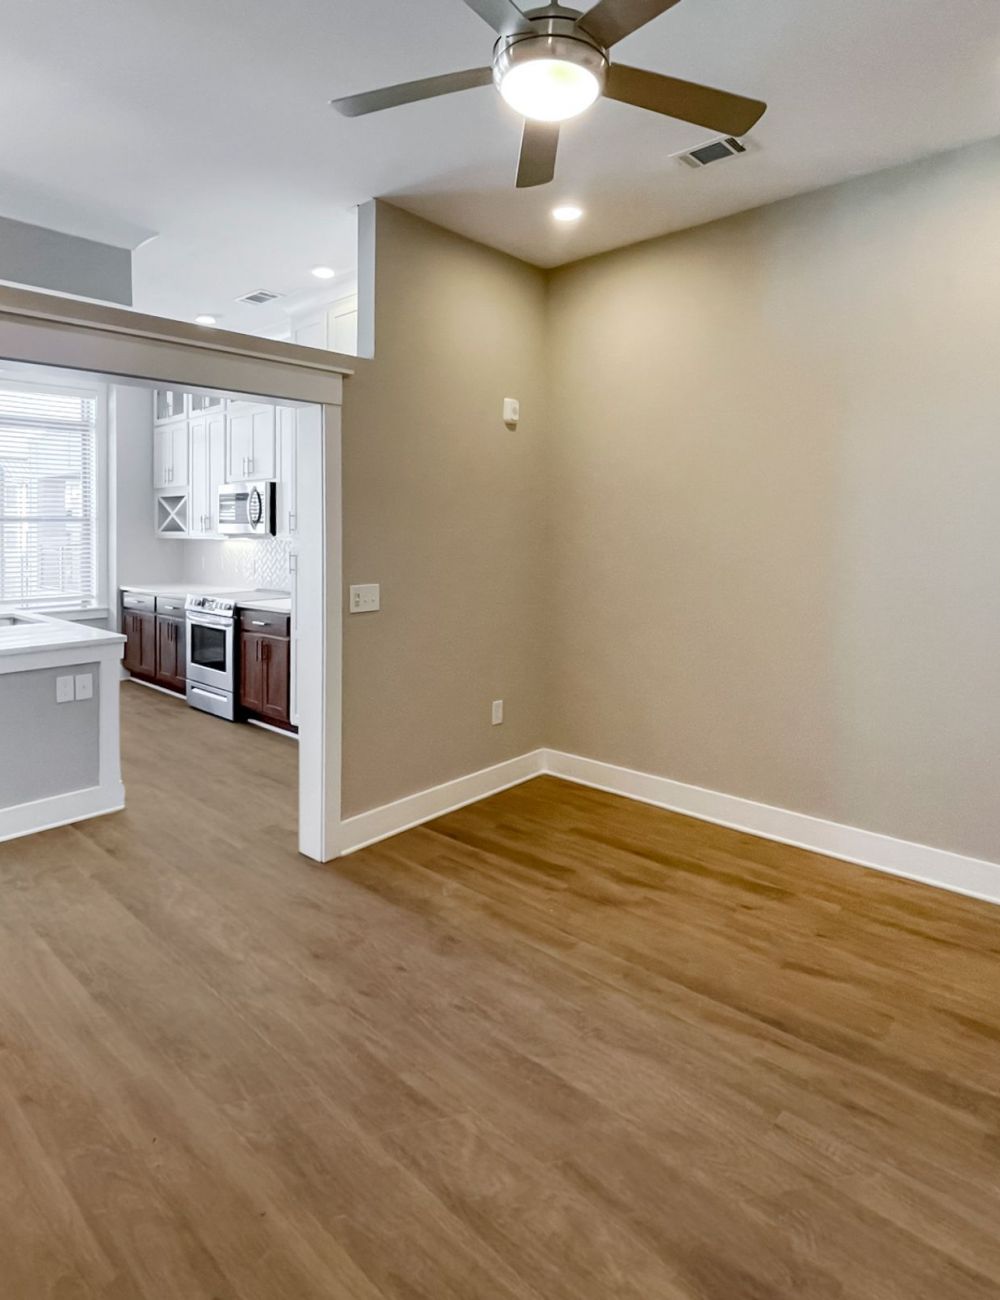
[296,403,341,860]
[0,309,343,865]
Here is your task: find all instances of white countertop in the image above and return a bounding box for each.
[120,584,291,605]
[120,583,236,598]
[0,610,125,658]
[238,597,292,614]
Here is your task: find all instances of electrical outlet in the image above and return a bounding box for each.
[349,583,380,613]
[56,675,74,703]
[74,672,94,701]
[491,699,504,725]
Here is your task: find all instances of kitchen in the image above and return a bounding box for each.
[0,352,340,848]
[119,389,302,731]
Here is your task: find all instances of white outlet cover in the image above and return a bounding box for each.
[491,699,504,725]
[56,674,75,703]
[75,672,94,701]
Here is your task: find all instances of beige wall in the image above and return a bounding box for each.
[546,137,1000,862]
[340,204,548,816]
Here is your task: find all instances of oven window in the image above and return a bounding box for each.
[191,622,228,671]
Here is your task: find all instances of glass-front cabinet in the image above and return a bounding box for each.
[153,388,187,424]
[189,392,225,414]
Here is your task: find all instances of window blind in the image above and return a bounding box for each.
[0,384,99,609]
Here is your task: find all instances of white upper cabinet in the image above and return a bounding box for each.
[330,295,358,355]
[226,402,275,482]
[276,406,297,537]
[289,291,358,355]
[148,395,289,539]
[153,418,190,489]
[189,412,226,536]
[291,314,327,350]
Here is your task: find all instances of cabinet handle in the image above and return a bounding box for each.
[288,511,297,532]
[250,619,267,626]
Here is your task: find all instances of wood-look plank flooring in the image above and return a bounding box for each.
[2,681,1000,1298]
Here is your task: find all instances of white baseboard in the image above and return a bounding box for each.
[335,744,1000,909]
[246,718,299,741]
[338,750,545,855]
[0,782,126,845]
[542,749,1000,907]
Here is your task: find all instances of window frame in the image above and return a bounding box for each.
[0,371,109,615]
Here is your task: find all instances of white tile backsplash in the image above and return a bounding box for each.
[181,537,292,592]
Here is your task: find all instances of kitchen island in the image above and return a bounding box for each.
[0,611,125,843]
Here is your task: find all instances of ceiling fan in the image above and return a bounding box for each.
[330,0,766,189]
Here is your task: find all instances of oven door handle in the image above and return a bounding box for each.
[187,613,232,630]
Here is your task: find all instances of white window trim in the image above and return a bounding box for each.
[0,368,109,615]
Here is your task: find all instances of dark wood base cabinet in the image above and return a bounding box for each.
[239,610,293,728]
[155,616,187,693]
[122,609,157,679]
[122,598,186,696]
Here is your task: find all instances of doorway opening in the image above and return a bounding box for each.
[0,355,337,860]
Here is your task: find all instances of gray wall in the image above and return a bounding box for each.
[340,203,549,816]
[0,663,100,807]
[0,215,132,305]
[546,138,1000,862]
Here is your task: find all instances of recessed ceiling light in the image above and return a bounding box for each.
[311,265,337,280]
[194,314,217,326]
[552,205,583,223]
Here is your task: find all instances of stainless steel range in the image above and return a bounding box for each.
[185,588,291,720]
[185,593,240,719]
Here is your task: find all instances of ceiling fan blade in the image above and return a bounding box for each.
[331,67,493,117]
[461,0,531,35]
[605,64,766,135]
[516,119,559,188]
[576,0,683,48]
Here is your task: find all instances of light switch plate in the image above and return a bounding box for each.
[349,583,380,613]
[75,672,94,701]
[502,397,520,426]
[56,675,74,703]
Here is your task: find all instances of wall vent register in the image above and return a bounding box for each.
[236,288,283,306]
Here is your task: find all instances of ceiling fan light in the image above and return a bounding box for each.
[499,58,601,122]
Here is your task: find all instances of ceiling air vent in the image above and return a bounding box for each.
[676,136,749,169]
[236,288,283,305]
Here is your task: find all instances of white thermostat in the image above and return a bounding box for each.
[502,397,520,426]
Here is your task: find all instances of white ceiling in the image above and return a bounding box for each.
[1,0,999,329]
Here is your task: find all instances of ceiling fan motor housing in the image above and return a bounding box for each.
[491,11,609,100]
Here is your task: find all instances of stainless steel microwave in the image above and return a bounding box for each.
[217,481,276,536]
